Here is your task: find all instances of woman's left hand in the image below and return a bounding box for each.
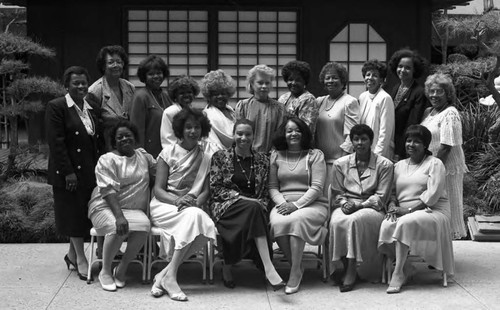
[277,202,298,215]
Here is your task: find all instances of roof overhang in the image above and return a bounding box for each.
[432,0,472,11]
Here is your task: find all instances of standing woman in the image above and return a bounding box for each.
[316,62,360,194]
[150,109,216,301]
[130,55,173,158]
[46,66,103,280]
[89,45,135,151]
[209,119,284,290]
[235,64,285,153]
[278,60,319,136]
[201,69,236,151]
[358,60,395,159]
[160,75,200,148]
[388,49,430,161]
[269,117,329,294]
[421,73,468,239]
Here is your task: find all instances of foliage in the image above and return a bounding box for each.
[0,180,65,243]
[0,58,29,75]
[0,32,54,57]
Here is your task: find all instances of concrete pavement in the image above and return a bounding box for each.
[1,241,499,310]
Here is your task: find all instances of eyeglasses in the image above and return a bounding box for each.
[429,88,445,96]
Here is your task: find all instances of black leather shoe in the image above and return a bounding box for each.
[339,282,355,293]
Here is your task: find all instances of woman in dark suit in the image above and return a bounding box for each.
[388,49,430,161]
[46,66,103,280]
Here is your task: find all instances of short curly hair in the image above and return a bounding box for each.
[62,66,90,88]
[109,120,140,150]
[95,45,129,75]
[349,124,374,144]
[388,48,428,79]
[318,62,348,90]
[137,55,169,84]
[246,64,275,95]
[424,72,456,106]
[361,59,388,79]
[272,117,312,151]
[200,69,236,101]
[172,108,211,140]
[281,60,312,85]
[168,75,200,101]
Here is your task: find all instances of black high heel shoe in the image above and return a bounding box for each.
[222,275,236,289]
[64,255,76,270]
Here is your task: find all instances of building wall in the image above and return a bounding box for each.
[26,0,432,95]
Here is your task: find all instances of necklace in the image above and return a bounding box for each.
[324,92,344,112]
[406,155,426,176]
[286,150,303,171]
[148,88,165,109]
[235,150,254,188]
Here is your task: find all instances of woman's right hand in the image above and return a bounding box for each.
[115,216,129,236]
[65,173,78,191]
[176,194,196,211]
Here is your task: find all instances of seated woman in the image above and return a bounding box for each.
[329,124,394,292]
[209,119,284,290]
[149,108,216,301]
[269,117,329,295]
[88,120,155,291]
[379,125,455,294]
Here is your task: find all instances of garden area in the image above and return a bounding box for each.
[1,10,500,243]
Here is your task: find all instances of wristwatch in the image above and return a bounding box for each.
[408,207,413,213]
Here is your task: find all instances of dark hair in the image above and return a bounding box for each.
[172,108,211,140]
[168,75,200,100]
[137,55,169,84]
[361,59,387,79]
[281,60,312,85]
[109,120,140,149]
[349,124,374,143]
[388,48,428,79]
[272,117,312,151]
[319,62,348,90]
[63,66,90,88]
[233,118,255,134]
[96,45,129,75]
[404,124,432,155]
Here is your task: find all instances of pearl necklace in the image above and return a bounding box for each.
[235,150,254,188]
[286,150,303,171]
[324,92,344,112]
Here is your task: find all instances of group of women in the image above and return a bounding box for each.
[45,45,465,301]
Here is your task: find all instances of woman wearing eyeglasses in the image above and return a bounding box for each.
[420,73,467,239]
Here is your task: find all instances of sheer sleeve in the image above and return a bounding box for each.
[268,151,287,206]
[293,149,326,208]
[440,108,463,146]
[95,153,120,198]
[419,158,447,207]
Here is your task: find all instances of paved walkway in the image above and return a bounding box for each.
[1,241,499,310]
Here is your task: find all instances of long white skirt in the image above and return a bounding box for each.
[150,197,216,261]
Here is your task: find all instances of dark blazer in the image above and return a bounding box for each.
[390,82,430,159]
[45,95,103,188]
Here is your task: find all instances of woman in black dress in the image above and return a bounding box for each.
[209,119,284,290]
[46,66,102,280]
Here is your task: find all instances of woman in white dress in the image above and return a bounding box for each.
[201,69,236,151]
[421,73,468,239]
[149,109,216,301]
[358,59,395,159]
[315,62,359,194]
[88,121,155,291]
[379,125,454,294]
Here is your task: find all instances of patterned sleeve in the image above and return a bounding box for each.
[209,150,239,204]
[440,108,463,146]
[95,153,120,198]
[297,95,319,137]
[235,99,246,119]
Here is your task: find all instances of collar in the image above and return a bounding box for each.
[348,152,377,170]
[65,93,92,110]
